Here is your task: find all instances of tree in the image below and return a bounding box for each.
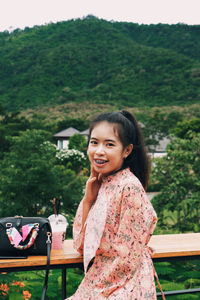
[0,124,10,159]
[0,129,86,217]
[0,110,32,159]
[170,118,200,139]
[140,109,183,151]
[56,118,89,132]
[151,132,200,232]
[68,133,88,152]
[1,19,200,111]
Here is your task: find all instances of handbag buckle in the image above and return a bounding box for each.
[46,232,51,244]
[6,223,12,228]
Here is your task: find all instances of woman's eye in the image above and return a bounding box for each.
[107,143,114,147]
[90,140,97,144]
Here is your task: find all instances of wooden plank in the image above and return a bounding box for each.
[149,233,200,258]
[0,233,199,269]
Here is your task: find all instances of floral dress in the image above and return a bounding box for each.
[67,168,158,300]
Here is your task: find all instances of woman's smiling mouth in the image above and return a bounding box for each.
[94,159,108,165]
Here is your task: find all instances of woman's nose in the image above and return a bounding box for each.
[95,144,105,154]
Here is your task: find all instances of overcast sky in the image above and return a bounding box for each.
[0,0,199,32]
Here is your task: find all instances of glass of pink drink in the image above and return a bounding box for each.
[48,214,68,250]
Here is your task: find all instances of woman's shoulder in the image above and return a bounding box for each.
[105,168,144,193]
[120,168,144,189]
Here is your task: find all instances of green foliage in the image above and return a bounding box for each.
[154,262,175,276]
[0,111,31,158]
[62,173,87,218]
[68,134,88,153]
[0,124,10,159]
[66,268,84,297]
[0,130,86,217]
[56,118,89,132]
[155,260,200,300]
[116,22,200,61]
[151,132,200,232]
[0,18,200,111]
[140,109,183,150]
[170,118,200,139]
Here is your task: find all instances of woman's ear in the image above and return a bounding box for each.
[124,144,133,158]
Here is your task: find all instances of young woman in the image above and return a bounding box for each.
[67,110,158,299]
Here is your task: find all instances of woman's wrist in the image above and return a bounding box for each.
[82,196,94,206]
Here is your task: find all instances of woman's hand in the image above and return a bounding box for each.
[83,165,102,206]
[81,166,102,228]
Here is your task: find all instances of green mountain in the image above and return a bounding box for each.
[0,16,200,111]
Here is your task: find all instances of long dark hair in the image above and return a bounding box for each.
[88,110,150,190]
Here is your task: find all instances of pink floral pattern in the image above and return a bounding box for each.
[67,168,158,299]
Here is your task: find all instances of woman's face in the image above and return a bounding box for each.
[87,121,133,176]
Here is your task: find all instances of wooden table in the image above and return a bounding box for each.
[0,233,200,299]
[149,232,200,260]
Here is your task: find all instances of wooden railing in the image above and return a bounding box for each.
[0,233,199,299]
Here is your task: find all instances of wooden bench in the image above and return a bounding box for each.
[0,233,200,299]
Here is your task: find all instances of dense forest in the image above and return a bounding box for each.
[0,15,200,111]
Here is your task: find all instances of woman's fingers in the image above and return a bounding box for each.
[90,164,98,176]
[84,165,102,204]
[88,176,97,183]
[98,173,102,182]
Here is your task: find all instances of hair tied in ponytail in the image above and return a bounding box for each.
[120,110,129,119]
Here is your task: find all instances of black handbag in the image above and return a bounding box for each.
[0,216,52,300]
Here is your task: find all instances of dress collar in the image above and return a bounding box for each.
[102,167,130,183]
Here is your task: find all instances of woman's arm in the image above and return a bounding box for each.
[73,166,102,252]
[81,165,102,228]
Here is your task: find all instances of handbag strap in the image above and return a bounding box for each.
[153,265,166,300]
[6,224,39,250]
[41,232,51,300]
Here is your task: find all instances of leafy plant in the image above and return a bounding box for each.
[0,130,86,217]
[151,132,200,232]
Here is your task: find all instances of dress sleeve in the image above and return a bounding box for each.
[96,183,157,298]
[73,200,86,254]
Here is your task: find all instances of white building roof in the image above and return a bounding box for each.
[80,129,89,135]
[54,127,80,138]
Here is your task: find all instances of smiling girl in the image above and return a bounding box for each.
[67,110,159,300]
